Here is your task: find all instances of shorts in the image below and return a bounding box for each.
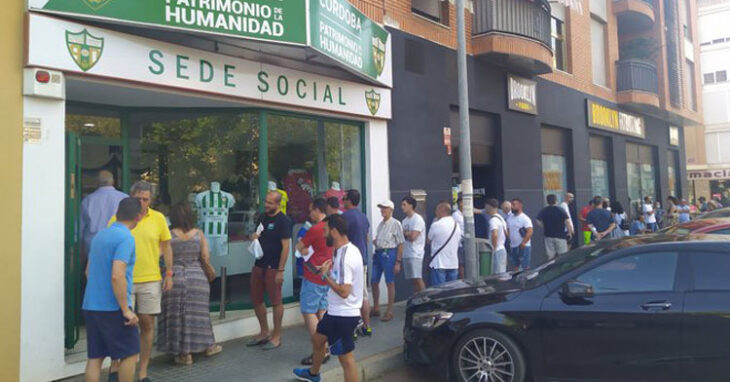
[131,281,162,315]
[403,257,423,280]
[509,246,532,270]
[458,245,465,267]
[492,248,507,274]
[84,310,140,360]
[583,231,592,245]
[371,249,397,284]
[317,313,360,356]
[544,237,569,260]
[300,279,329,314]
[430,268,458,286]
[251,266,283,306]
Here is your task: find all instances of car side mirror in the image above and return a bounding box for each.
[560,280,595,299]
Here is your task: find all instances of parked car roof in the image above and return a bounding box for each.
[659,219,730,235]
[697,207,730,220]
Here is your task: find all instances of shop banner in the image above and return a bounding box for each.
[27,14,391,119]
[507,75,538,115]
[28,0,392,87]
[586,100,645,138]
[688,169,730,181]
[309,0,391,85]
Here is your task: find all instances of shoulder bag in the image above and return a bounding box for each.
[428,221,458,266]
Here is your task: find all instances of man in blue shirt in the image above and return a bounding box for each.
[341,189,372,337]
[83,197,143,382]
[80,170,128,256]
[678,199,692,223]
[586,199,616,241]
[630,215,649,236]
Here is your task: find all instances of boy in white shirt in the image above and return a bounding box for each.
[485,198,508,274]
[401,196,427,292]
[294,215,363,382]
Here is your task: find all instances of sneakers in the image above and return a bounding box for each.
[293,368,321,382]
[360,325,373,337]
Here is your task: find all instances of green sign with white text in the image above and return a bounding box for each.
[309,0,390,82]
[38,0,308,44]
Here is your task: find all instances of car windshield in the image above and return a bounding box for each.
[514,245,608,287]
[661,226,691,235]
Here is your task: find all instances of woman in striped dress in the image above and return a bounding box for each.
[157,202,222,365]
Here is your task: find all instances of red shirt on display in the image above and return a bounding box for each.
[299,221,333,285]
[324,189,346,211]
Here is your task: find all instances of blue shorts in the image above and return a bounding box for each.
[317,313,360,356]
[300,279,329,314]
[509,246,532,270]
[430,268,458,286]
[371,248,397,284]
[84,310,140,360]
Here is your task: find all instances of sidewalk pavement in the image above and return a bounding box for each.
[59,303,407,382]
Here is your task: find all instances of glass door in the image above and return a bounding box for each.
[65,132,82,349]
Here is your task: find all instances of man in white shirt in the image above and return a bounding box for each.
[452,197,465,278]
[294,214,363,382]
[372,200,405,322]
[643,196,658,232]
[485,199,508,274]
[401,196,427,292]
[427,201,463,286]
[507,199,534,271]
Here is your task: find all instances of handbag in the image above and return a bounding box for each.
[428,221,458,267]
[197,232,216,283]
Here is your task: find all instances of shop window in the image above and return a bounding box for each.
[590,135,611,200]
[667,150,680,198]
[627,143,657,216]
[542,127,571,204]
[704,73,715,84]
[412,0,450,26]
[66,113,121,138]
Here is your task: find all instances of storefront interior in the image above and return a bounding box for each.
[64,77,365,350]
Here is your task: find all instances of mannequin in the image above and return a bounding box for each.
[268,180,288,214]
[196,182,236,257]
[324,181,346,211]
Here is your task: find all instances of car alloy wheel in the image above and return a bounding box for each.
[453,329,525,382]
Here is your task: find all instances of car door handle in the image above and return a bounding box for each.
[641,301,672,311]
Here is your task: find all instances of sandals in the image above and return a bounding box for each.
[246,336,271,347]
[381,312,394,322]
[174,354,193,365]
[369,310,381,318]
[205,344,223,357]
[262,341,281,351]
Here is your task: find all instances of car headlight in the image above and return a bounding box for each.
[412,311,453,330]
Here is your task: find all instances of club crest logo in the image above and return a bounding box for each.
[81,0,113,10]
[66,29,105,72]
[365,89,381,116]
[371,37,386,76]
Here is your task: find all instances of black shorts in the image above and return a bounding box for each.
[316,314,360,356]
[84,310,140,360]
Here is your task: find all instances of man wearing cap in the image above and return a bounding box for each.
[371,200,405,322]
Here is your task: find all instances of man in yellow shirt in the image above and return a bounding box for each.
[109,181,172,382]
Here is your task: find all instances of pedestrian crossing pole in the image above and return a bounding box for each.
[456,0,478,280]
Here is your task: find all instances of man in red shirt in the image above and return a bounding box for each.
[296,198,333,365]
[579,196,600,245]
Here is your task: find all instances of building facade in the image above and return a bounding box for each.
[21,1,394,380]
[688,0,730,204]
[376,0,702,300]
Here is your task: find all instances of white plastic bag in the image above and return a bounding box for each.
[249,224,265,260]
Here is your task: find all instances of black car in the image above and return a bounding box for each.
[404,234,730,382]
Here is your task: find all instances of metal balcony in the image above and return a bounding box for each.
[617,59,660,109]
[614,0,656,34]
[472,0,553,75]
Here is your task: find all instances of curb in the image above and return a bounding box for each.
[321,347,403,382]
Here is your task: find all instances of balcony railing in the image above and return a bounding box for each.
[617,59,659,93]
[472,0,552,48]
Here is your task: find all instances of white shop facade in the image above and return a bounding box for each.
[22,2,392,380]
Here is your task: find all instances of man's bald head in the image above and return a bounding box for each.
[436,201,452,218]
[97,170,114,187]
[264,190,282,216]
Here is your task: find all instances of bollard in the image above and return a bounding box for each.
[219,266,227,320]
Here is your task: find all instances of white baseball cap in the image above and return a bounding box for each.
[377,200,395,209]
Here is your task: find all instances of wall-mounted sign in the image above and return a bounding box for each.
[29,0,392,87]
[688,169,730,181]
[508,75,538,115]
[443,127,452,155]
[586,100,645,138]
[669,126,680,146]
[26,14,391,119]
[23,118,42,144]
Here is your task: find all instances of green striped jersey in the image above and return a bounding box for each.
[195,191,235,237]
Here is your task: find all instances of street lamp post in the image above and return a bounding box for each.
[456,0,478,280]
